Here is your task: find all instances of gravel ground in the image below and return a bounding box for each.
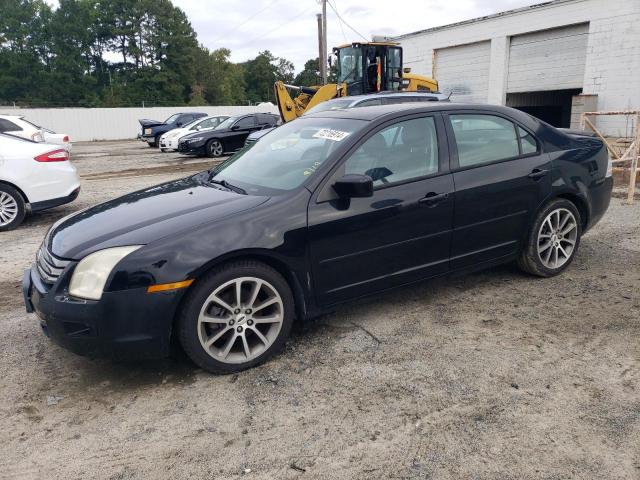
[1,140,638,479]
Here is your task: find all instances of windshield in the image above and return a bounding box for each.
[303,99,354,116]
[164,114,180,124]
[209,118,367,195]
[215,116,237,130]
[338,47,363,84]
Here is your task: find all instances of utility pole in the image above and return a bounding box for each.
[317,13,325,85]
[321,0,327,84]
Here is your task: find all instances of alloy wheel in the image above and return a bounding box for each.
[537,208,578,269]
[209,140,223,156]
[197,276,284,364]
[0,191,19,227]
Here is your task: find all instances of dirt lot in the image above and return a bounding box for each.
[1,140,638,479]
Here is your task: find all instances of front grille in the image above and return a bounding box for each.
[36,244,70,284]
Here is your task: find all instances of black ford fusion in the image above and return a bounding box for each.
[24,103,612,374]
[178,113,279,158]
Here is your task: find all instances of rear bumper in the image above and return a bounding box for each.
[585,176,613,232]
[23,265,181,360]
[30,186,80,212]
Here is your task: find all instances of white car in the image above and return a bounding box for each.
[0,115,72,151]
[0,133,80,231]
[159,115,229,152]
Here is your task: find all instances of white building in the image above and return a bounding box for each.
[397,0,640,136]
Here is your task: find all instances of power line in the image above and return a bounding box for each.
[242,4,317,47]
[211,0,282,43]
[326,0,367,42]
[328,0,347,42]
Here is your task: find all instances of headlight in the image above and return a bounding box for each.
[69,246,142,300]
[188,136,204,143]
[145,128,152,134]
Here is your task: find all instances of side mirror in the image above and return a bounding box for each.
[332,174,373,198]
[196,125,202,131]
[176,122,183,127]
[231,125,240,131]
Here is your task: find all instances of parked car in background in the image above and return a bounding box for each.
[41,127,72,151]
[0,115,73,151]
[178,113,279,157]
[160,115,229,152]
[23,103,612,373]
[244,117,282,147]
[0,133,80,231]
[243,92,448,148]
[302,91,450,117]
[138,112,207,148]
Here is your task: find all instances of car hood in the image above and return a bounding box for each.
[48,173,269,259]
[139,118,166,128]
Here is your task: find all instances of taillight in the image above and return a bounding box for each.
[34,149,69,162]
[63,135,70,142]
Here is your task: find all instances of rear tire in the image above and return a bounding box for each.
[518,198,582,277]
[177,260,294,374]
[0,184,26,231]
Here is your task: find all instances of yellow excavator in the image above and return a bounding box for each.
[274,41,439,123]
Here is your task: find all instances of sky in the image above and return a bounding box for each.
[46,0,541,71]
[177,0,539,70]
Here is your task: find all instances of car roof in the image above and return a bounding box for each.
[303,102,541,129]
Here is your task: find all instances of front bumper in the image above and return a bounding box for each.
[23,265,182,360]
[177,141,205,155]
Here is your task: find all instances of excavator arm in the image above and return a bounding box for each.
[274,81,347,123]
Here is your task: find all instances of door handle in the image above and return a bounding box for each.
[419,192,448,206]
[528,168,549,180]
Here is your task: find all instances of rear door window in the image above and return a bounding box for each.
[235,116,256,129]
[449,114,520,167]
[0,119,22,132]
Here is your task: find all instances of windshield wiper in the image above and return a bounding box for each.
[209,178,247,195]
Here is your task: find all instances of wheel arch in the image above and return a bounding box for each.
[169,250,309,345]
[0,180,29,203]
[555,192,589,229]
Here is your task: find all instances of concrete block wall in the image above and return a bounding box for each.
[397,0,640,136]
[0,105,279,142]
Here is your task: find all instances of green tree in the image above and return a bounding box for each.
[294,58,320,86]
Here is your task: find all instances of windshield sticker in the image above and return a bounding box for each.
[312,129,350,142]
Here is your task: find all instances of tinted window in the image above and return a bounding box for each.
[0,119,22,132]
[165,114,180,124]
[234,116,255,129]
[257,114,278,125]
[345,117,439,187]
[180,115,193,124]
[518,126,538,154]
[450,114,519,167]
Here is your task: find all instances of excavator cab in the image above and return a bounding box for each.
[334,42,404,96]
[274,41,438,123]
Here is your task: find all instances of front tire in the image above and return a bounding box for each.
[177,261,294,374]
[206,139,224,158]
[0,184,26,231]
[518,198,582,277]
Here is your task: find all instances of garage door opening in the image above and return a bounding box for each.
[506,89,582,128]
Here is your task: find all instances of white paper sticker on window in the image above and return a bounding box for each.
[312,129,350,142]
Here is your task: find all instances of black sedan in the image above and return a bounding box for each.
[178,113,279,157]
[24,103,612,374]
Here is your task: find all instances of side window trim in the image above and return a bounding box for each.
[314,113,450,203]
[444,111,542,172]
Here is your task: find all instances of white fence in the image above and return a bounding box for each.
[0,105,279,142]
